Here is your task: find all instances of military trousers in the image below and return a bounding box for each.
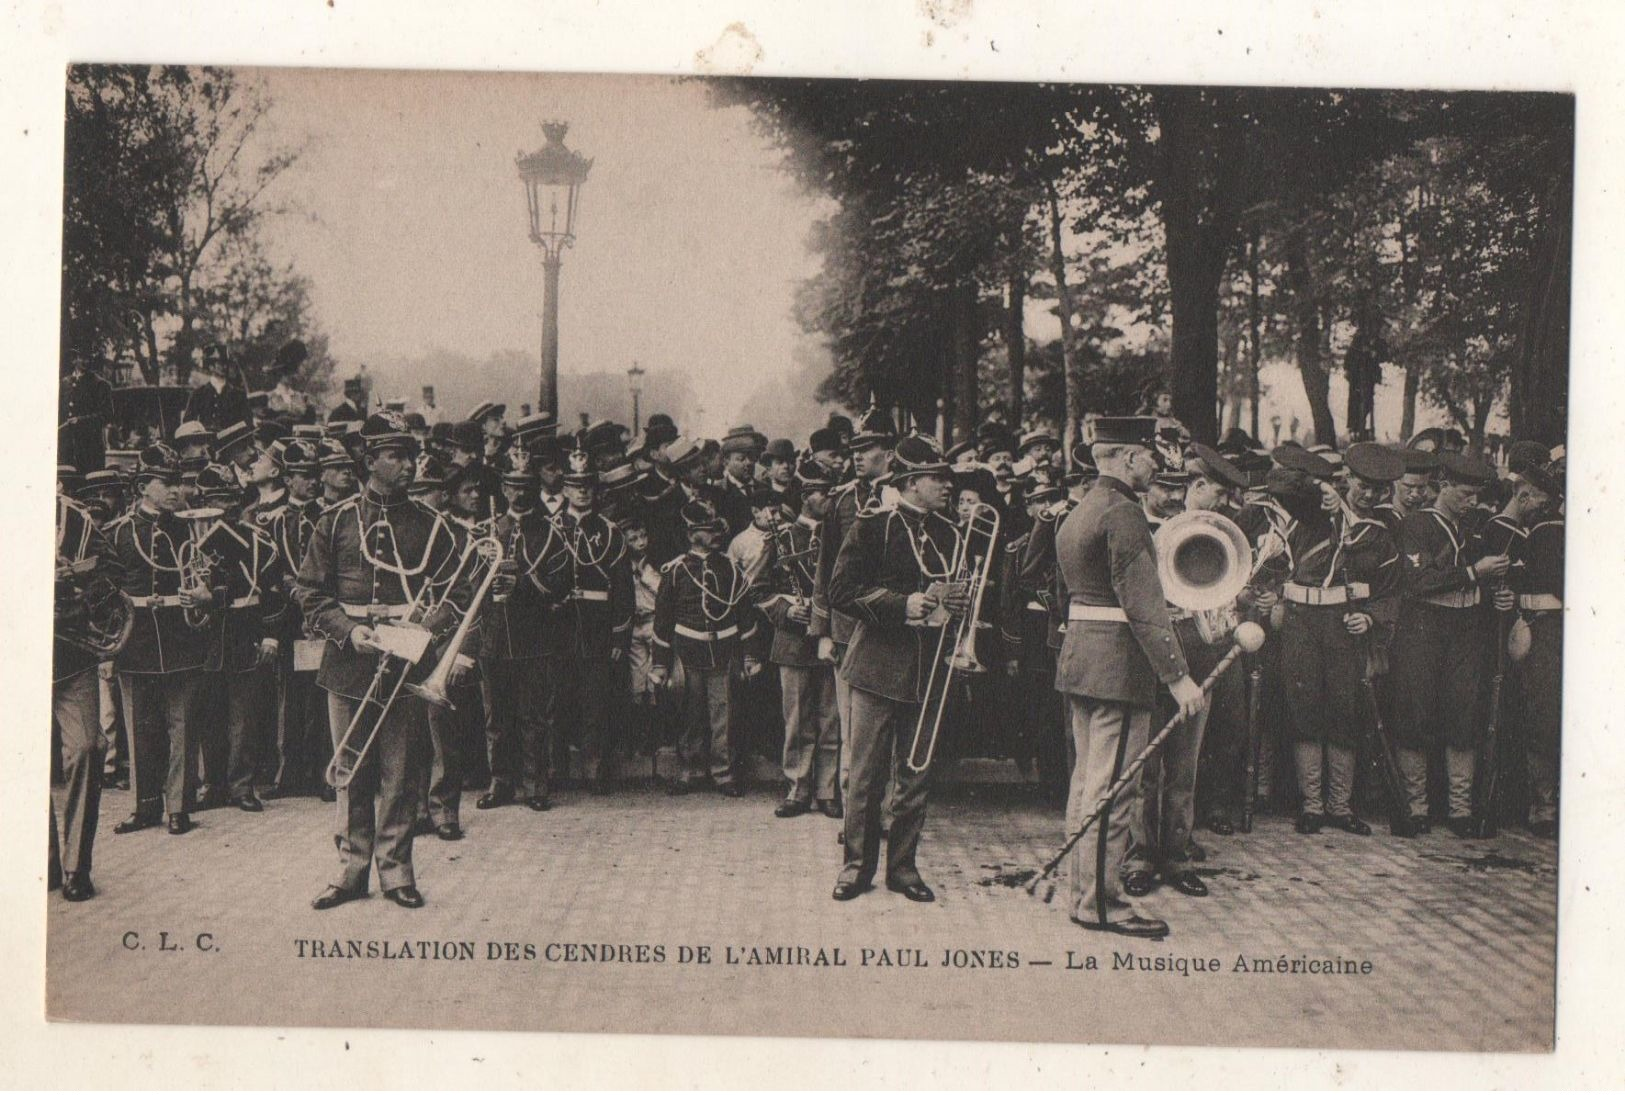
[483,656,555,799]
[838,686,932,888]
[275,654,327,794]
[1065,695,1151,926]
[1521,613,1563,825]
[202,667,270,799]
[1388,603,1490,752]
[423,676,481,826]
[779,663,839,805]
[121,670,203,819]
[560,655,620,784]
[1294,741,1357,816]
[1128,690,1208,871]
[52,667,106,875]
[1279,605,1370,750]
[678,660,735,784]
[326,689,425,892]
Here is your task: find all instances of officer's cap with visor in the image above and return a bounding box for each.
[890,434,952,484]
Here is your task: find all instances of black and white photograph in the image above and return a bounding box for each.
[11,1,1624,1086]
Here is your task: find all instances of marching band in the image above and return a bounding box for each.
[52,358,1567,940]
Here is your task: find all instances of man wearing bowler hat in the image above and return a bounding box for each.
[1054,417,1205,939]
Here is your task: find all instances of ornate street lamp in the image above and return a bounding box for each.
[627,361,645,437]
[517,121,592,420]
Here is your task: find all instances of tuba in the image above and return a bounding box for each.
[905,502,1000,773]
[1154,509,1254,643]
[55,556,135,658]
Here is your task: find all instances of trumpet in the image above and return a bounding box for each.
[325,532,502,790]
[173,507,225,630]
[906,501,1000,773]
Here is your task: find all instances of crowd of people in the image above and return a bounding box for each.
[52,353,1565,938]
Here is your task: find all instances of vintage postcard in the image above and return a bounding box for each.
[41,62,1575,1060]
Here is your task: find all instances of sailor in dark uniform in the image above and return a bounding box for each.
[1387,451,1506,836]
[1514,459,1564,838]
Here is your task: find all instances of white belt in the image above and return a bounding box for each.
[1068,603,1128,623]
[228,595,260,609]
[569,589,610,602]
[1283,582,1370,606]
[1026,600,1047,613]
[341,602,413,619]
[1419,589,1481,609]
[675,623,738,642]
[130,594,183,608]
[1519,593,1562,612]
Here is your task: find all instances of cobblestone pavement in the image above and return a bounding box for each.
[47,778,1556,1052]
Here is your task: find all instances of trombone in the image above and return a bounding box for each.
[325,530,503,790]
[905,501,1000,773]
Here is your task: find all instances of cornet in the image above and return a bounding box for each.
[173,506,225,630]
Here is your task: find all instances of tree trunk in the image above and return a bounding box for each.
[1005,265,1026,426]
[1400,368,1420,441]
[1282,225,1338,446]
[1154,90,1235,445]
[140,309,161,386]
[952,281,980,442]
[1510,167,1573,447]
[1046,183,1081,457]
[1247,227,1262,442]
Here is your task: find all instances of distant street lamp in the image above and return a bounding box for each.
[516,121,592,421]
[627,361,646,437]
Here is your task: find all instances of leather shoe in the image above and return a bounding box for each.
[718,782,745,798]
[1447,817,1476,839]
[61,873,96,902]
[311,884,365,911]
[524,795,552,812]
[1122,868,1158,897]
[476,787,515,810]
[818,799,842,819]
[167,813,193,835]
[1295,812,1325,835]
[194,787,226,811]
[831,880,870,901]
[1206,816,1235,836]
[666,780,691,796]
[775,799,810,818]
[318,785,337,803]
[233,793,264,813]
[409,816,435,837]
[1075,914,1170,939]
[436,822,463,841]
[887,878,936,903]
[384,885,425,909]
[1165,869,1208,897]
[113,813,158,835]
[1409,815,1432,834]
[1330,814,1371,836]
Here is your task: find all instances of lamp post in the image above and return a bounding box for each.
[516,121,592,421]
[627,361,645,437]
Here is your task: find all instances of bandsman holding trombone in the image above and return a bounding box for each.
[296,412,473,911]
[827,434,967,904]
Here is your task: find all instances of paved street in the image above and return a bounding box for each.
[48,778,1556,1052]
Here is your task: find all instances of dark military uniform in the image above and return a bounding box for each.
[1388,506,1496,820]
[479,505,571,805]
[1277,509,1401,821]
[265,494,327,794]
[196,510,286,805]
[654,545,759,787]
[294,487,469,894]
[1054,475,1188,928]
[759,515,838,807]
[52,496,122,889]
[810,475,883,798]
[555,507,635,784]
[827,498,962,892]
[106,505,221,825]
[1518,517,1563,829]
